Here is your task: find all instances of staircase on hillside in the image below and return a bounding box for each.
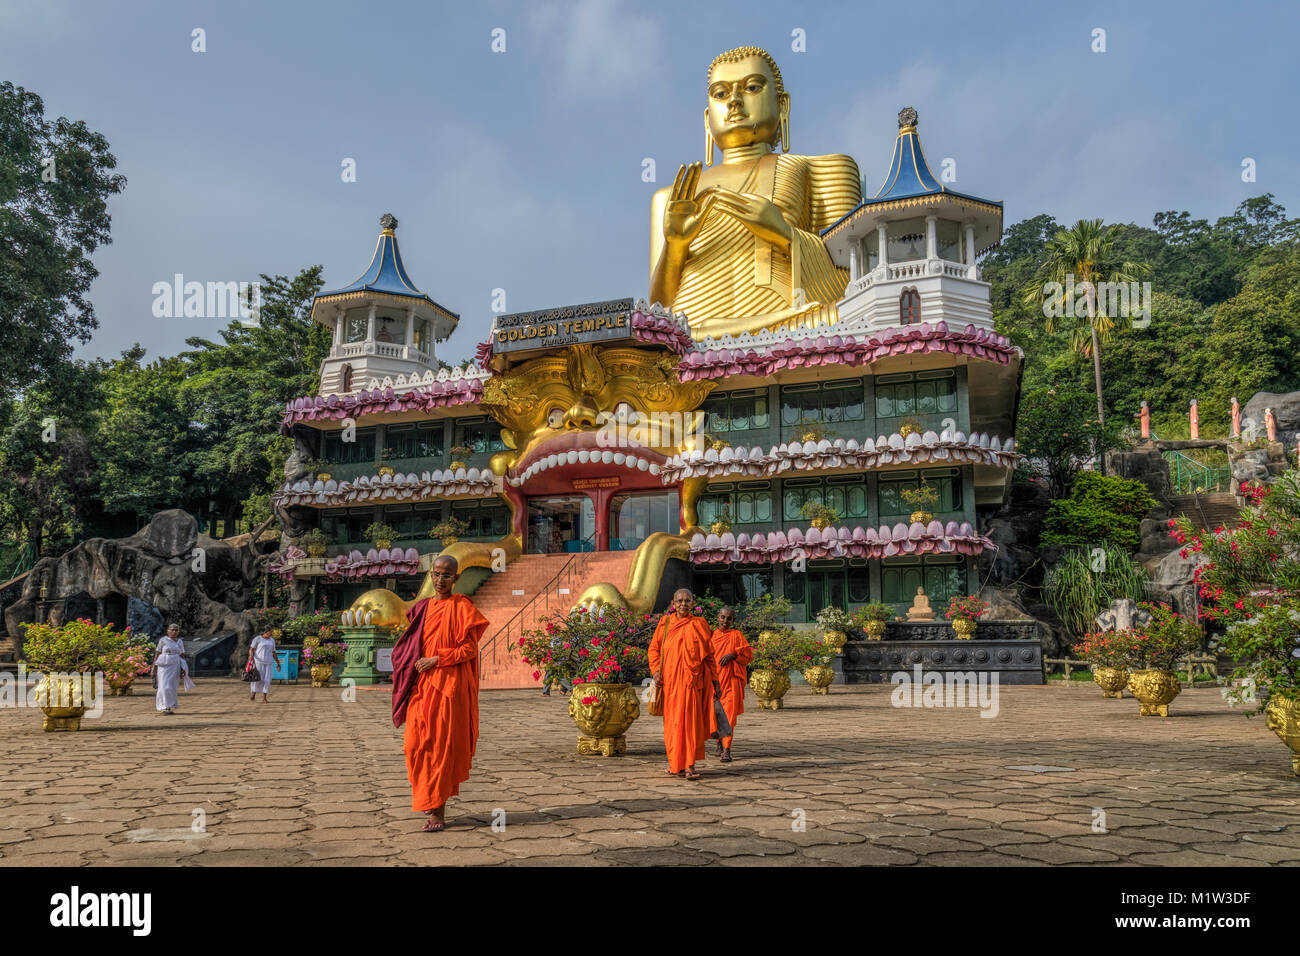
[475,551,637,690]
[1168,492,1242,532]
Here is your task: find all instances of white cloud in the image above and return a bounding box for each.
[529,0,662,100]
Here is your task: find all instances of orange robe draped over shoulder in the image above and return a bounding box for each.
[400,594,490,812]
[648,613,719,773]
[709,628,753,748]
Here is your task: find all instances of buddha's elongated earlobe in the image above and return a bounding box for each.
[779,94,790,153]
[704,110,715,167]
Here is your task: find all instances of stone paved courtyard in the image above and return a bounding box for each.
[2,678,1298,866]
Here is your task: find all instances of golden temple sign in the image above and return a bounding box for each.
[492,298,634,355]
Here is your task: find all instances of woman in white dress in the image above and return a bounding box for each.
[153,624,195,715]
[247,626,277,702]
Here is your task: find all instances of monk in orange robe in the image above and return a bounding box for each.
[391,555,490,832]
[709,606,753,762]
[648,588,721,780]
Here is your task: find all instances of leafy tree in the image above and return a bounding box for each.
[1041,471,1158,552]
[1022,219,1151,428]
[1016,385,1123,498]
[180,267,327,530]
[0,81,126,395]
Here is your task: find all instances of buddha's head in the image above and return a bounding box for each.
[706,46,788,153]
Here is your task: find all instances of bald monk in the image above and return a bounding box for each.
[709,606,753,762]
[648,588,721,780]
[391,555,490,832]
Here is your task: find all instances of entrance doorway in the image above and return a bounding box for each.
[527,496,596,554]
[609,491,679,551]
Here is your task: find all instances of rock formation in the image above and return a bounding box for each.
[5,510,276,671]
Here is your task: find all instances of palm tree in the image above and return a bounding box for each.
[1023,219,1151,428]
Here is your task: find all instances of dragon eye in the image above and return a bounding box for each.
[547,408,564,429]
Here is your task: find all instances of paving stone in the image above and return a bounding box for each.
[3,679,1296,867]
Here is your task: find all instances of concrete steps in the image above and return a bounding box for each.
[476,551,637,690]
[1169,492,1242,532]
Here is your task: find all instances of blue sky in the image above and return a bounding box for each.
[3,0,1298,365]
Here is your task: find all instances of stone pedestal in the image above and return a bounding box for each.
[842,621,1044,684]
[339,625,397,685]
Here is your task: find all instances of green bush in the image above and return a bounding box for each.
[1042,470,1157,551]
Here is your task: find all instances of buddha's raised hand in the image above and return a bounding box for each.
[662,162,716,246]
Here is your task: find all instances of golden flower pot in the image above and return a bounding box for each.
[710,521,731,535]
[307,543,327,557]
[1264,696,1300,776]
[568,682,639,756]
[750,669,791,710]
[34,673,96,732]
[910,510,934,524]
[803,665,834,695]
[863,620,886,641]
[374,539,392,550]
[822,629,847,653]
[1092,666,1128,699]
[951,618,977,640]
[449,460,467,472]
[1126,669,1181,717]
[310,663,334,688]
[810,517,831,530]
[107,677,135,697]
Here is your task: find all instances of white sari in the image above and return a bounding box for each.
[154,636,195,711]
[248,635,277,695]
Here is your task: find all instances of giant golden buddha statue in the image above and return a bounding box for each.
[650,46,861,339]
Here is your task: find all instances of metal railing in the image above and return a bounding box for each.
[479,541,593,668]
[1150,432,1232,495]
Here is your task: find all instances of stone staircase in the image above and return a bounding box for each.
[476,551,637,690]
[1168,492,1241,532]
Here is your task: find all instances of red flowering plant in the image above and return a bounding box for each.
[945,595,989,622]
[102,642,154,682]
[517,604,655,688]
[301,641,348,667]
[1071,631,1132,669]
[1175,470,1300,709]
[1122,602,1203,672]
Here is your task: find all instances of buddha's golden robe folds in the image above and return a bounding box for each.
[660,152,861,340]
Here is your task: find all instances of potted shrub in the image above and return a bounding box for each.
[20,619,127,731]
[851,602,894,641]
[815,606,853,653]
[102,641,154,697]
[429,515,469,546]
[302,640,348,687]
[900,480,940,524]
[799,634,836,694]
[748,628,802,709]
[448,445,474,470]
[517,605,653,755]
[301,528,330,558]
[944,594,989,639]
[1122,602,1201,717]
[800,500,840,530]
[1072,631,1131,699]
[363,522,399,550]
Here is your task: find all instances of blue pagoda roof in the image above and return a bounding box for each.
[821,108,1002,238]
[315,214,458,321]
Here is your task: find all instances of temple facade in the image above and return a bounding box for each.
[273,107,1020,648]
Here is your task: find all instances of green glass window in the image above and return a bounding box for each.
[881,557,967,609]
[878,470,963,518]
[781,379,865,432]
[694,565,772,605]
[450,500,510,538]
[384,421,444,461]
[454,419,507,455]
[702,390,769,433]
[782,479,870,524]
[700,486,774,526]
[323,428,376,465]
[875,373,957,422]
